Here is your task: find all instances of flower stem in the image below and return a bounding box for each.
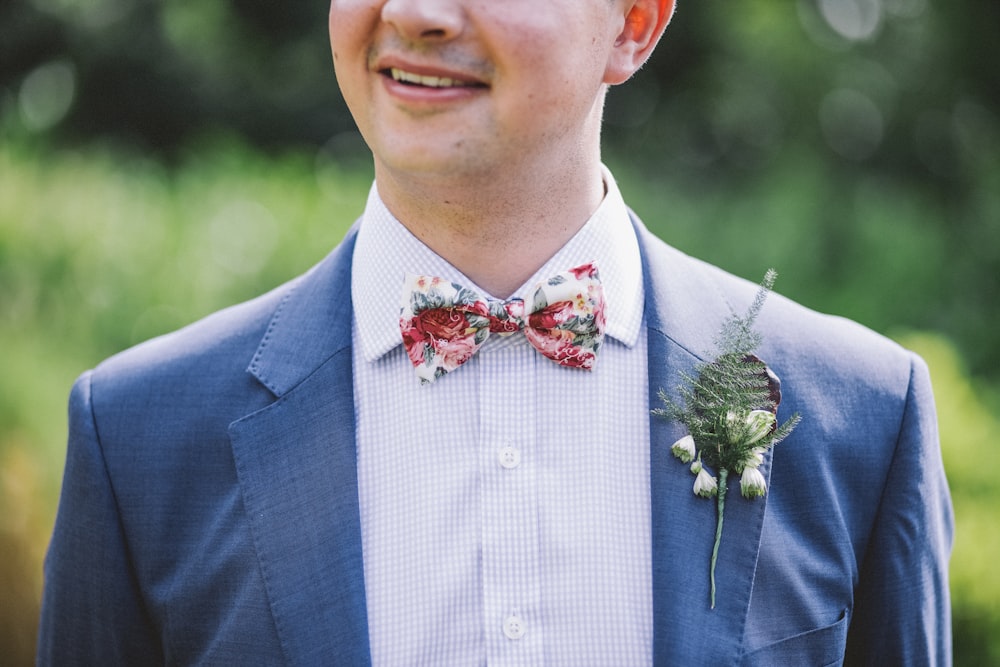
[710,467,729,609]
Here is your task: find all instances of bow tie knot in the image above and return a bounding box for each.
[487,298,526,334]
[400,263,606,384]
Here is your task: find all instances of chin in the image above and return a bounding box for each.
[377,146,493,180]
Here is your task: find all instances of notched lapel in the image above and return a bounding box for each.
[637,218,771,665]
[229,227,371,665]
[229,349,369,666]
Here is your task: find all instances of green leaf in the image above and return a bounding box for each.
[532,287,548,313]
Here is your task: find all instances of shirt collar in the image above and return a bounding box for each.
[351,165,644,363]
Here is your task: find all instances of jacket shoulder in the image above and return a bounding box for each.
[640,227,916,389]
[92,278,295,397]
[88,223,360,401]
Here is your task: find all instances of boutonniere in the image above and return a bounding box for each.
[653,269,801,608]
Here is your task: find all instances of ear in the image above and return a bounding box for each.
[604,0,676,85]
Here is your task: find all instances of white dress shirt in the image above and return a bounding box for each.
[351,166,652,666]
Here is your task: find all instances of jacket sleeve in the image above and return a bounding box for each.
[37,371,163,666]
[844,353,954,665]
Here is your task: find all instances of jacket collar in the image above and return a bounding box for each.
[232,218,767,665]
[247,226,359,397]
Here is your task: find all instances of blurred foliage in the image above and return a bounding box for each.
[2,0,997,378]
[606,1,1000,381]
[1,0,998,664]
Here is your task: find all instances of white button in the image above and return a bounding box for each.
[498,445,521,469]
[503,614,526,640]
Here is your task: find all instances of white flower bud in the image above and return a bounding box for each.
[693,468,718,498]
[690,459,702,475]
[745,410,776,444]
[671,434,697,463]
[740,467,768,498]
[744,447,766,470]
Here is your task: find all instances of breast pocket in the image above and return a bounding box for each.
[741,610,849,667]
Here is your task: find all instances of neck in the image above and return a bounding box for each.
[374,153,605,299]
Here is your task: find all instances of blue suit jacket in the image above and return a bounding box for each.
[39,217,952,665]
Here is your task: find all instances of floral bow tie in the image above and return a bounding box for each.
[399,262,606,384]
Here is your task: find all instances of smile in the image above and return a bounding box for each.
[387,68,481,89]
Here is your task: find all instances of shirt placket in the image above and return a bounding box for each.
[477,335,543,666]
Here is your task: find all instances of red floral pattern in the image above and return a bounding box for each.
[399,262,606,383]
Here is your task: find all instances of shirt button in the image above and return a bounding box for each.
[503,614,526,640]
[498,445,521,469]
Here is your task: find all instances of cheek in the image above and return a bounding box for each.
[328,3,381,92]
[494,18,610,92]
[328,1,380,53]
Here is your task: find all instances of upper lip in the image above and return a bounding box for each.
[373,55,488,88]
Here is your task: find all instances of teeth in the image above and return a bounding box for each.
[390,67,470,88]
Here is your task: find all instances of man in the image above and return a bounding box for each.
[39,0,952,664]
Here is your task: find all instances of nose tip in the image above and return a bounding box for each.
[381,0,464,42]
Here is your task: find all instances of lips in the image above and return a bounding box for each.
[387,67,481,89]
[374,52,488,90]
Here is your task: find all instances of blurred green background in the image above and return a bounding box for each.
[2,0,998,664]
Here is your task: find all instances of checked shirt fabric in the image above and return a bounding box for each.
[351,169,652,666]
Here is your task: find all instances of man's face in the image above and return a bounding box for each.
[328,0,630,182]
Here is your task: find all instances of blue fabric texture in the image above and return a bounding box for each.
[38,216,953,666]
